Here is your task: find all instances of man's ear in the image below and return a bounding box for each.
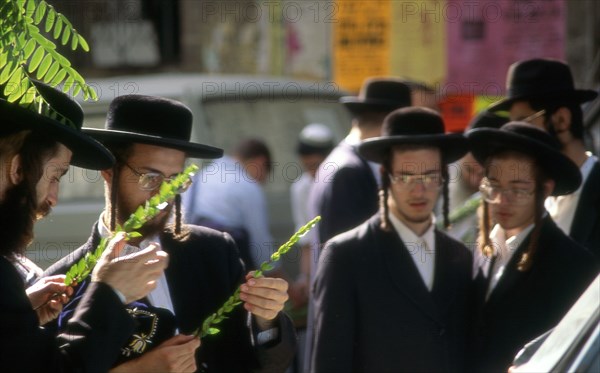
[101,168,113,183]
[543,179,556,199]
[551,107,572,134]
[9,154,23,185]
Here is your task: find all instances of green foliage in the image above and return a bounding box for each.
[64,165,200,286]
[193,216,322,338]
[0,0,96,110]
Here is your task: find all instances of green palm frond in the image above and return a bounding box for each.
[0,0,96,112]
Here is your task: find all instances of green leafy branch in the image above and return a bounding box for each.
[194,215,321,338]
[0,0,96,108]
[64,164,199,286]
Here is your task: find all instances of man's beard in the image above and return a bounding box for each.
[0,182,37,256]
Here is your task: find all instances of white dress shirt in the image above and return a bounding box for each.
[484,223,535,299]
[98,212,176,315]
[388,213,437,291]
[546,152,598,235]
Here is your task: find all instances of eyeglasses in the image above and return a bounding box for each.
[522,109,546,123]
[388,173,444,190]
[479,178,534,205]
[123,163,192,193]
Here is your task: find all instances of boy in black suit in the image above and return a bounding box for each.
[467,122,597,372]
[312,107,473,372]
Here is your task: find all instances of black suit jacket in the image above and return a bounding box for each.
[471,216,598,372]
[309,142,379,244]
[311,215,473,372]
[45,223,296,373]
[0,255,134,373]
[570,160,600,258]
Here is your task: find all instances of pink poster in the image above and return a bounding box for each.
[446,0,565,100]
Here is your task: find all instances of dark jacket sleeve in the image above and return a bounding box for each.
[317,165,378,243]
[310,239,357,373]
[0,256,133,373]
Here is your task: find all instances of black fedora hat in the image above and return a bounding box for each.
[488,58,598,112]
[83,95,223,159]
[0,82,114,170]
[359,107,468,164]
[340,78,412,115]
[466,110,509,131]
[467,122,581,196]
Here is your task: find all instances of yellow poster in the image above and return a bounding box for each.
[390,0,446,87]
[333,0,392,93]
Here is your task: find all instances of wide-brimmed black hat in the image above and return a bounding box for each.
[340,78,412,115]
[467,122,581,196]
[0,81,114,170]
[466,110,509,131]
[83,95,223,159]
[488,58,598,112]
[359,107,468,164]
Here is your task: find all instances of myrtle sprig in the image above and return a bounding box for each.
[63,164,199,287]
[194,215,321,338]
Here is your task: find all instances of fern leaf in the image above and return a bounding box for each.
[28,46,44,72]
[77,33,89,52]
[44,6,55,33]
[49,67,66,86]
[43,60,59,82]
[70,30,78,50]
[61,24,70,45]
[34,1,47,25]
[52,12,62,39]
[36,52,52,79]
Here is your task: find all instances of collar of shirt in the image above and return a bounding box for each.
[97,212,176,316]
[484,222,535,298]
[388,212,436,291]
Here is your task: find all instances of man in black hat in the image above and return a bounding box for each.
[45,95,295,372]
[308,78,414,244]
[466,122,597,372]
[440,111,508,244]
[311,107,473,372]
[489,58,600,258]
[303,77,414,368]
[0,84,169,371]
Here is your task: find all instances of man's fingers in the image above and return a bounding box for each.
[41,274,66,284]
[159,334,198,348]
[103,232,128,260]
[240,283,289,303]
[245,277,288,292]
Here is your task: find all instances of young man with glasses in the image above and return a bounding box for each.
[466,122,597,372]
[311,107,473,372]
[45,95,295,372]
[488,58,599,258]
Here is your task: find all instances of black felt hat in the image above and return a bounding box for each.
[0,82,114,170]
[83,95,223,159]
[488,58,598,112]
[359,107,468,164]
[466,111,509,131]
[467,122,581,196]
[340,78,412,115]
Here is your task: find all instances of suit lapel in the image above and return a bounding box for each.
[430,231,459,315]
[484,219,553,307]
[376,221,442,323]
